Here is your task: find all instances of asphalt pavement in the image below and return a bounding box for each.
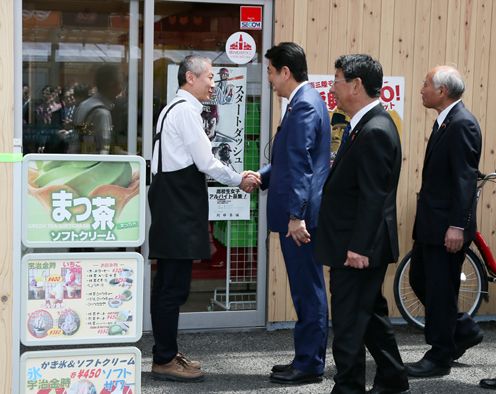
[137,321,496,393]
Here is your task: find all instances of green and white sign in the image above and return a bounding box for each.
[22,154,146,248]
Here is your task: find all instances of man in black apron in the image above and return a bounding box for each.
[148,55,259,383]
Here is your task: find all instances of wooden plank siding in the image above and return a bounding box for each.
[0,0,14,391]
[268,0,496,322]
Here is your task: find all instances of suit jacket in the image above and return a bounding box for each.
[259,83,331,232]
[315,104,402,268]
[413,101,482,245]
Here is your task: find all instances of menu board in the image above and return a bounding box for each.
[22,154,146,248]
[21,253,143,346]
[21,347,141,394]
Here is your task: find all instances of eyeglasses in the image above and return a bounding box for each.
[330,78,348,87]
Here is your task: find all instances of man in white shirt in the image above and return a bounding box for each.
[148,55,259,383]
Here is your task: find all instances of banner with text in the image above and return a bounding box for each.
[21,253,143,346]
[22,154,146,248]
[21,347,140,394]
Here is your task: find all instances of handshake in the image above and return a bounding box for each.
[239,170,261,193]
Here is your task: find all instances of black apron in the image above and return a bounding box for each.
[148,100,210,260]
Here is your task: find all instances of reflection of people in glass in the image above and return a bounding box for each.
[22,84,31,125]
[213,67,234,104]
[73,64,123,154]
[34,85,64,153]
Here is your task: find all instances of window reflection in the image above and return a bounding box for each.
[22,2,140,155]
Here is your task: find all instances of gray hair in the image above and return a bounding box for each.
[177,55,212,87]
[432,66,465,100]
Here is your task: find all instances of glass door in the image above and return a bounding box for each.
[22,0,142,156]
[144,0,271,330]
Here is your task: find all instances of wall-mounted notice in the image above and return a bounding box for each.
[22,154,146,248]
[208,186,250,220]
[21,253,143,346]
[20,347,141,394]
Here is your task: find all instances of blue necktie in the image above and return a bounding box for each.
[336,123,352,156]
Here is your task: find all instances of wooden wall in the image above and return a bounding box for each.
[268,0,496,322]
[0,0,14,391]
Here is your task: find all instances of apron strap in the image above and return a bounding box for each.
[154,99,187,172]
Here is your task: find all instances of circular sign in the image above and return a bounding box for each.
[225,31,256,64]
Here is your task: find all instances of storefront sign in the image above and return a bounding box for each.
[240,6,263,30]
[22,154,146,248]
[167,66,248,175]
[225,31,256,64]
[21,253,143,346]
[208,187,250,220]
[281,76,405,163]
[21,347,141,394]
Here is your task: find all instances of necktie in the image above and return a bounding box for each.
[336,123,352,157]
[432,120,439,134]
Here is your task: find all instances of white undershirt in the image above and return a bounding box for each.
[151,89,242,187]
[349,100,381,130]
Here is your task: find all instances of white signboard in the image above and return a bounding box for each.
[21,253,143,346]
[21,347,141,394]
[167,65,248,175]
[225,31,256,64]
[208,186,250,220]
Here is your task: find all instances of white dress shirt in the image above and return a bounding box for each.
[151,89,242,186]
[349,99,381,130]
[435,99,461,128]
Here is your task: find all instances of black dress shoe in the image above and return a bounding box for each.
[480,378,496,390]
[367,384,411,394]
[453,330,484,360]
[406,358,450,378]
[270,366,323,384]
[271,362,293,373]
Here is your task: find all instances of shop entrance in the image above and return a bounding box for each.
[145,0,271,330]
[20,0,272,331]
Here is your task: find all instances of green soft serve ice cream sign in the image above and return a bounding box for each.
[22,154,146,247]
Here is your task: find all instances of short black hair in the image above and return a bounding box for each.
[265,42,308,82]
[335,54,383,98]
[95,64,120,91]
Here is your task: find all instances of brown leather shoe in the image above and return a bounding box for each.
[151,358,205,382]
[176,352,201,369]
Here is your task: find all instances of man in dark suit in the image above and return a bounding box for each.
[406,65,483,378]
[258,42,330,384]
[315,54,409,394]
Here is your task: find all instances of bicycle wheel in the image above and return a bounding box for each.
[393,248,486,329]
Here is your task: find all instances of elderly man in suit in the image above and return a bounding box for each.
[315,54,409,394]
[405,65,483,378]
[258,42,330,385]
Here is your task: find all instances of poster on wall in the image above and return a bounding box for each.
[281,76,405,163]
[20,347,141,394]
[167,65,248,175]
[208,187,250,220]
[21,253,143,346]
[22,154,146,248]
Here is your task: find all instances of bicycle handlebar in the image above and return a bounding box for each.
[477,171,496,191]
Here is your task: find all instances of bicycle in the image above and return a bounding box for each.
[394,171,496,329]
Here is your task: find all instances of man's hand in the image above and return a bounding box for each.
[239,171,261,193]
[445,227,464,253]
[344,250,369,269]
[286,218,311,246]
